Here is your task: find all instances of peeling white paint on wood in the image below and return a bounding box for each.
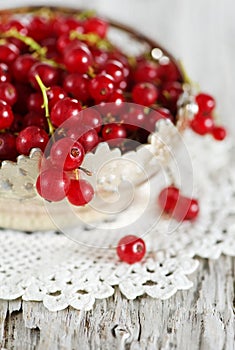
[0,257,234,349]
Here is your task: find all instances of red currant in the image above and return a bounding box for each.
[83,17,108,38]
[173,197,199,221]
[50,137,85,171]
[12,54,37,83]
[0,43,19,64]
[0,63,11,83]
[47,86,67,109]
[158,186,180,213]
[16,126,49,155]
[191,115,214,135]
[29,63,59,90]
[36,168,70,202]
[27,93,44,113]
[103,59,125,84]
[196,93,215,114]
[0,83,17,106]
[117,235,146,264]
[50,97,82,127]
[67,179,94,206]
[102,123,127,146]
[0,132,18,161]
[89,74,115,102]
[63,46,93,74]
[78,126,99,153]
[63,73,89,102]
[0,100,14,130]
[133,60,158,83]
[212,126,227,141]
[132,82,158,106]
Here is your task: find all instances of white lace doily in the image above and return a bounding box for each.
[0,131,234,311]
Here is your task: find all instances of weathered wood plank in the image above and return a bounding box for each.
[0,257,234,350]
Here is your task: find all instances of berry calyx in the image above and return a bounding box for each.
[117,235,146,264]
[66,179,94,206]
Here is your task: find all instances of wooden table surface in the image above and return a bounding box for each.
[0,256,234,349]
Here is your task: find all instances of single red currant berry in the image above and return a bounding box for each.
[63,46,93,74]
[173,197,199,221]
[12,54,37,83]
[132,82,158,106]
[83,17,108,38]
[36,168,70,202]
[0,43,19,64]
[0,132,18,161]
[63,73,89,102]
[212,126,227,141]
[122,106,146,131]
[103,59,125,84]
[102,123,127,146]
[0,82,17,106]
[50,97,82,127]
[133,60,158,83]
[23,111,48,130]
[0,63,11,83]
[46,86,67,109]
[158,186,180,213]
[117,235,146,264]
[79,108,102,132]
[91,48,109,69]
[16,126,49,155]
[29,63,59,90]
[155,59,181,83]
[50,137,85,171]
[191,115,214,135]
[27,93,44,113]
[78,126,99,153]
[159,81,183,114]
[0,100,14,130]
[67,179,94,206]
[89,74,115,102]
[196,93,215,114]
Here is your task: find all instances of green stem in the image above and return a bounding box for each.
[69,31,113,51]
[1,29,64,68]
[35,75,54,136]
[1,29,46,56]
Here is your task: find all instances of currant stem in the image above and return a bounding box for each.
[35,74,54,135]
[1,29,46,56]
[69,31,113,51]
[78,166,93,176]
[1,29,63,68]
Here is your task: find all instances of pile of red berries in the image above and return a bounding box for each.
[190,93,226,140]
[0,8,186,207]
[0,8,227,264]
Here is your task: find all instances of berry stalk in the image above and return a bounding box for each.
[35,74,54,135]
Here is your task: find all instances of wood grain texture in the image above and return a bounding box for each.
[0,256,234,350]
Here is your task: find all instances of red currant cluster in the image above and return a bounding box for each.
[0,8,227,264]
[191,93,226,140]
